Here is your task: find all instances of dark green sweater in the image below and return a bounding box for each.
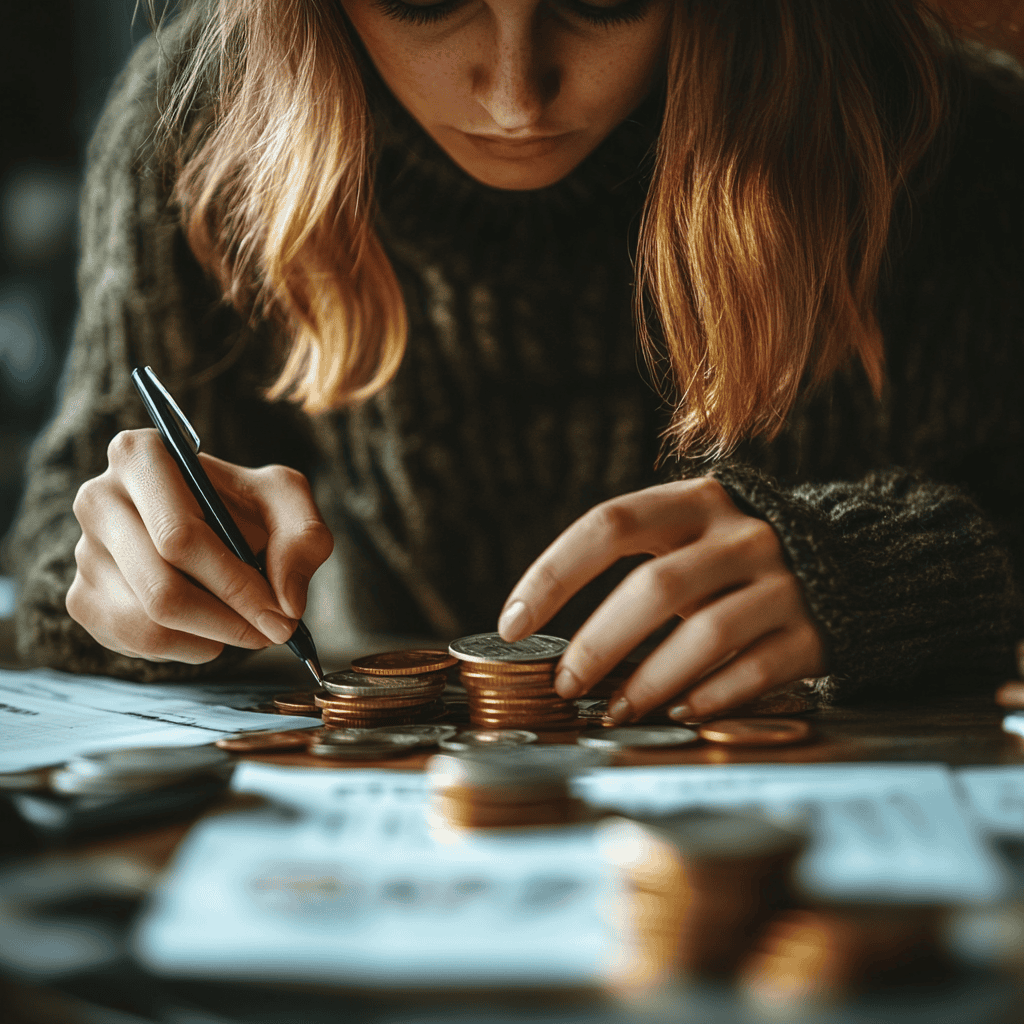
[9,25,1024,702]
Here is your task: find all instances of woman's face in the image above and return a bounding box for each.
[339,0,672,191]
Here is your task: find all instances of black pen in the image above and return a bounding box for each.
[131,365,324,684]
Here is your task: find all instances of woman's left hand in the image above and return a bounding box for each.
[497,477,827,724]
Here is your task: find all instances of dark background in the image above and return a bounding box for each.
[0,0,1021,557]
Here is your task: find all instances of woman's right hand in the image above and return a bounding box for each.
[66,429,335,664]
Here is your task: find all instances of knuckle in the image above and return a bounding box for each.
[635,558,683,607]
[151,518,203,565]
[261,463,309,492]
[72,477,105,525]
[216,569,259,611]
[106,428,147,467]
[294,518,334,559]
[138,575,190,625]
[587,499,638,545]
[688,612,727,656]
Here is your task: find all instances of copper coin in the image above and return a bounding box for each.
[351,649,457,676]
[698,718,811,746]
[272,692,322,712]
[322,670,446,698]
[215,728,318,751]
[315,694,440,711]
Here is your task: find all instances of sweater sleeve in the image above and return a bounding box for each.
[7,32,314,681]
[710,462,1023,703]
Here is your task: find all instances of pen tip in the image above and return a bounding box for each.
[304,657,324,685]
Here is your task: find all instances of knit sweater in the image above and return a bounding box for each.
[8,24,1024,703]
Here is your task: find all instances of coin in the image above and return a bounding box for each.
[272,692,322,713]
[578,726,700,750]
[439,729,538,750]
[372,724,458,744]
[308,742,417,760]
[314,730,420,748]
[449,633,569,664]
[315,693,442,711]
[321,670,446,698]
[215,728,318,752]
[698,719,811,746]
[351,649,457,676]
[69,745,233,774]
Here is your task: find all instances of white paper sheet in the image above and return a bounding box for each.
[133,761,1010,987]
[954,766,1024,836]
[0,668,314,771]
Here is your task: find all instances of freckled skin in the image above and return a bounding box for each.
[340,0,672,190]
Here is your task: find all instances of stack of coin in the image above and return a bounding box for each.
[316,669,447,728]
[449,633,578,731]
[738,906,944,1012]
[426,746,607,830]
[50,745,234,796]
[598,810,804,992]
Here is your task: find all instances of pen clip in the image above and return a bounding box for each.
[136,366,201,455]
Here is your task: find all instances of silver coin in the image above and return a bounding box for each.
[50,764,233,796]
[307,742,418,760]
[314,730,420,748]
[322,670,445,698]
[0,767,55,792]
[577,726,699,750]
[438,729,538,751]
[66,745,232,776]
[575,700,608,720]
[371,724,458,745]
[448,633,569,664]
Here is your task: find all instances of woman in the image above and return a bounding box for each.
[10,0,1024,724]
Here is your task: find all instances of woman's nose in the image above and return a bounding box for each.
[473,23,559,131]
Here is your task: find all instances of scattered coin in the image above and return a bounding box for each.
[448,633,569,664]
[272,692,322,714]
[578,726,700,750]
[698,718,812,747]
[307,733,422,760]
[351,649,457,676]
[0,766,55,791]
[51,744,234,795]
[371,724,458,745]
[438,729,538,751]
[215,728,318,752]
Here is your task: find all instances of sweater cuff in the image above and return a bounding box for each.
[709,462,1021,703]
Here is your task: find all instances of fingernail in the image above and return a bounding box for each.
[257,609,294,645]
[285,571,307,619]
[668,703,694,723]
[498,600,530,640]
[555,667,583,699]
[607,696,634,725]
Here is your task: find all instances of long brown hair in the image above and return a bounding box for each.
[150,0,954,455]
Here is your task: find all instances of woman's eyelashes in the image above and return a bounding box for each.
[369,0,657,28]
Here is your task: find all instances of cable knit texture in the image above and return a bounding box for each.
[6,23,1024,699]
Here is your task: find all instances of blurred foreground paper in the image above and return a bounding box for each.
[133,762,1009,986]
[0,668,312,771]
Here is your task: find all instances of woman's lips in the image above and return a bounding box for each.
[460,131,574,159]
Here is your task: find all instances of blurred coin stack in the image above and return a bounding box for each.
[316,669,448,728]
[449,633,578,731]
[598,810,804,992]
[738,905,945,1012]
[426,746,607,830]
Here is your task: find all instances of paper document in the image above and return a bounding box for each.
[954,766,1024,835]
[134,761,1010,987]
[0,668,312,771]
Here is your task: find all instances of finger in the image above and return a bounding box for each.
[68,534,227,664]
[604,574,804,723]
[554,540,759,699]
[214,460,335,620]
[89,490,275,650]
[662,623,826,722]
[499,479,723,641]
[106,431,296,645]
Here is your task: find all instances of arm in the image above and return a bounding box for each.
[9,32,321,680]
